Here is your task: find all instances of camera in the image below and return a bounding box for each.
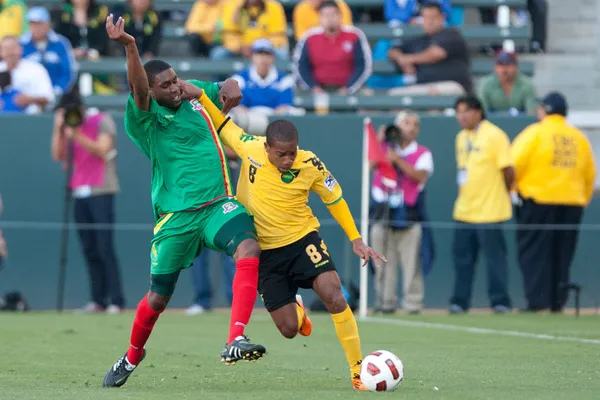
[58,90,84,128]
[0,71,12,92]
[383,124,402,145]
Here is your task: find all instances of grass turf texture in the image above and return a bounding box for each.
[1,311,599,399]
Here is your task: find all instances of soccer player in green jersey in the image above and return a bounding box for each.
[102,15,265,388]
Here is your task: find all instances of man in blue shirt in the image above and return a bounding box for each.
[20,7,77,96]
[232,39,295,114]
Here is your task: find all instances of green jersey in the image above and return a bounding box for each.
[124,80,233,220]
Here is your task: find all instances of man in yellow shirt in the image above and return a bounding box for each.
[185,0,224,57]
[194,87,384,391]
[512,92,596,314]
[213,0,288,60]
[450,95,514,315]
[293,0,353,40]
[0,0,27,40]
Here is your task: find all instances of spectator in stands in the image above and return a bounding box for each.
[294,0,372,95]
[51,90,125,314]
[213,0,288,60]
[20,7,77,98]
[386,2,471,96]
[0,36,54,114]
[231,39,300,134]
[55,0,110,60]
[477,51,536,115]
[385,0,452,27]
[185,0,224,57]
[121,0,162,59]
[450,95,513,315]
[480,0,547,53]
[0,0,28,40]
[0,69,24,112]
[293,0,352,41]
[512,92,596,313]
[370,112,434,315]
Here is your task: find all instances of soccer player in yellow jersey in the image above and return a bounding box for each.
[193,88,385,391]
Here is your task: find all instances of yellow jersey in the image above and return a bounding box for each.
[453,120,513,223]
[185,0,224,43]
[511,115,596,206]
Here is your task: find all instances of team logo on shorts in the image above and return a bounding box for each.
[281,169,300,183]
[222,201,239,214]
[189,98,204,111]
[324,173,337,191]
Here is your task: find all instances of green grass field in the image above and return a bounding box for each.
[1,310,599,399]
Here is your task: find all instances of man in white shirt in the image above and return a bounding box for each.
[0,35,55,114]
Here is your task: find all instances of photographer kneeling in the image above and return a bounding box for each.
[51,90,125,313]
[370,112,434,314]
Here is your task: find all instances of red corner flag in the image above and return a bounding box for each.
[364,118,397,187]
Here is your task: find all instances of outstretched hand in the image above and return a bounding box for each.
[218,79,242,114]
[106,14,135,47]
[352,238,386,268]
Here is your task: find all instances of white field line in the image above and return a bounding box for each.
[361,316,600,345]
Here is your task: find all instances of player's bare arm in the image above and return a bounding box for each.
[106,14,150,111]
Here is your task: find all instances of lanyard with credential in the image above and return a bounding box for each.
[458,124,480,186]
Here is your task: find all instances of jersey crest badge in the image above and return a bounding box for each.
[281,169,301,183]
[222,201,239,214]
[189,98,204,111]
[324,173,337,191]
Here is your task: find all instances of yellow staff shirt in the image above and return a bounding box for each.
[185,0,223,44]
[512,115,596,206]
[453,120,513,223]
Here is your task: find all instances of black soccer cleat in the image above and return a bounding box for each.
[220,335,266,366]
[102,349,146,388]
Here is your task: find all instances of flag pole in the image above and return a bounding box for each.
[359,118,370,319]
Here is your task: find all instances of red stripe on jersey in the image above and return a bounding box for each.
[196,106,232,197]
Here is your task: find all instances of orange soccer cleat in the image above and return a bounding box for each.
[352,374,368,391]
[295,294,312,337]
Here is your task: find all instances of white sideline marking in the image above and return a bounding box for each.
[362,316,600,345]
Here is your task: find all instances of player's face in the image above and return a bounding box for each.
[151,68,183,109]
[265,140,298,173]
[455,103,480,130]
[536,105,547,121]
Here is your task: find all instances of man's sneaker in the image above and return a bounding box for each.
[295,294,312,337]
[220,335,266,366]
[106,305,122,315]
[102,350,146,388]
[449,304,466,315]
[493,305,511,314]
[352,374,368,391]
[184,304,207,316]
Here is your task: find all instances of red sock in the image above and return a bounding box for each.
[126,294,162,365]
[228,257,259,344]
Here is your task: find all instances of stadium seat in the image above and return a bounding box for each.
[84,93,459,112]
[39,0,527,12]
[77,58,535,77]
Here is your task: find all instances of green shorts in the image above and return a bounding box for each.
[150,198,256,275]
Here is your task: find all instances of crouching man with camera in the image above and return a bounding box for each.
[370,112,435,315]
[51,90,125,314]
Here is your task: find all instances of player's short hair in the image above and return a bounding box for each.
[266,120,299,145]
[144,60,172,87]
[319,0,340,12]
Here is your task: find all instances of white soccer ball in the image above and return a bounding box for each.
[360,350,404,392]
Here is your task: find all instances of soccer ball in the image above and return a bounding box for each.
[360,350,404,392]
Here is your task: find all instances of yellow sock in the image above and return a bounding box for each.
[331,306,363,378]
[296,303,305,330]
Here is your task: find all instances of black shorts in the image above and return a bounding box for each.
[259,231,337,312]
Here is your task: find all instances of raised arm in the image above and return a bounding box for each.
[106,14,150,111]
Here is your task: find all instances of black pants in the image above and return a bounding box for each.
[480,0,548,51]
[74,194,125,308]
[515,200,583,311]
[187,34,212,57]
[450,222,512,310]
